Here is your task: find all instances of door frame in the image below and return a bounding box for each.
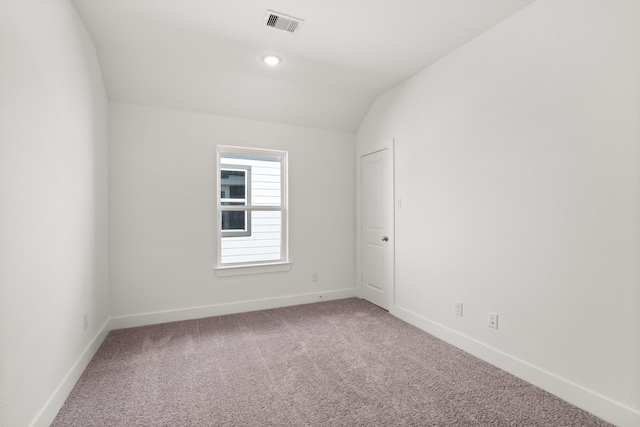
[356,139,395,310]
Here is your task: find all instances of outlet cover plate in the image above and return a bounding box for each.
[454,301,463,316]
[488,312,498,329]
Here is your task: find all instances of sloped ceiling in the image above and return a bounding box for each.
[71,0,535,133]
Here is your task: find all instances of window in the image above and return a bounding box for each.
[216,146,289,275]
[220,165,251,237]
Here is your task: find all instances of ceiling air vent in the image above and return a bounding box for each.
[262,10,304,34]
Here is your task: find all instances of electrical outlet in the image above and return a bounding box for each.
[312,271,319,282]
[454,301,463,316]
[488,312,498,329]
[83,313,89,331]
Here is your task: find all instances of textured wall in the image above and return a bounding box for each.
[357,0,640,420]
[108,103,356,318]
[0,1,109,426]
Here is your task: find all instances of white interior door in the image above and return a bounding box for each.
[361,149,393,310]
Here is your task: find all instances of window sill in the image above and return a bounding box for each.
[214,262,292,277]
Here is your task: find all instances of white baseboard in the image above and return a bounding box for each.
[35,293,633,427]
[26,290,357,427]
[391,304,640,427]
[110,288,358,330]
[29,318,111,427]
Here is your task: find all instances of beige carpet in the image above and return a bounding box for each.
[52,298,611,426]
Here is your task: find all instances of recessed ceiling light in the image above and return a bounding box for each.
[262,54,282,66]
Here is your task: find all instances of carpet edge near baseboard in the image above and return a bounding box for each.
[110,288,358,330]
[29,318,111,427]
[391,304,640,427]
[30,289,358,427]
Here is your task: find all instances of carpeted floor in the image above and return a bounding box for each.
[52,298,611,426]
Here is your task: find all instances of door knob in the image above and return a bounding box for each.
[381,236,389,242]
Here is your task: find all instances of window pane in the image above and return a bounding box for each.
[250,160,281,206]
[220,169,246,200]
[221,211,281,264]
[221,211,246,231]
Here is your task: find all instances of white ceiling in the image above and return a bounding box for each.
[71,0,535,133]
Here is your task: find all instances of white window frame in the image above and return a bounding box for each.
[215,145,290,276]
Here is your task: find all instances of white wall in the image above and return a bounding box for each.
[0,1,109,426]
[357,0,640,425]
[109,103,356,324]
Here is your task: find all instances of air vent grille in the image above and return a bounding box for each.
[262,10,304,34]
